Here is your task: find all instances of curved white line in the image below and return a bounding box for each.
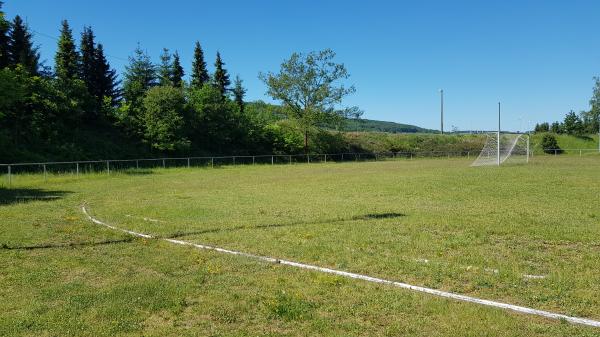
[82,206,600,328]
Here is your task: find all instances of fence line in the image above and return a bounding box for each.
[1,149,598,187]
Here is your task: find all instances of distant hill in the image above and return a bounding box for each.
[245,101,436,134]
[341,118,437,134]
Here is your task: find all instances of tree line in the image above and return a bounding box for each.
[2,2,341,162]
[534,79,600,135]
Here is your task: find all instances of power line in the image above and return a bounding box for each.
[31,29,129,62]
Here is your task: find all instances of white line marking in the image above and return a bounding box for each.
[81,206,600,328]
[523,274,546,279]
[125,214,163,223]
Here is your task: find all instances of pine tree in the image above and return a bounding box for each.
[213,51,230,98]
[190,41,209,88]
[8,15,39,74]
[232,75,246,113]
[158,48,172,86]
[0,1,10,68]
[122,45,156,104]
[122,45,157,135]
[93,43,120,107]
[171,51,184,87]
[79,26,96,94]
[55,20,80,82]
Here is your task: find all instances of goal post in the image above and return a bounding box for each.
[471,102,530,166]
[471,133,530,166]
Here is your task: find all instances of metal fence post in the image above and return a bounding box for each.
[187,158,190,168]
[580,150,582,157]
[136,160,139,169]
[43,164,47,181]
[211,157,214,168]
[289,155,292,164]
[76,162,79,176]
[233,157,236,165]
[271,156,274,165]
[554,149,557,156]
[106,161,110,175]
[324,154,327,163]
[307,154,310,163]
[7,165,11,188]
[162,159,166,168]
[253,156,255,165]
[341,153,344,161]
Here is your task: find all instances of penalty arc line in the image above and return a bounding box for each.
[81,206,600,328]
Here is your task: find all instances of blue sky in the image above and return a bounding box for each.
[4,0,600,131]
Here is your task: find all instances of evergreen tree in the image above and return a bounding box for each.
[171,51,184,87]
[158,48,172,86]
[79,26,96,94]
[0,1,9,68]
[232,75,246,113]
[123,45,156,104]
[120,45,156,134]
[55,20,80,82]
[190,41,209,88]
[8,15,39,74]
[550,121,562,134]
[93,43,120,107]
[213,51,230,98]
[563,110,583,135]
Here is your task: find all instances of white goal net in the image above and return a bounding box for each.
[471,133,530,166]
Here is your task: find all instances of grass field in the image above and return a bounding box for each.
[1,156,600,336]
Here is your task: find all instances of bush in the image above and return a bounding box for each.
[541,134,562,154]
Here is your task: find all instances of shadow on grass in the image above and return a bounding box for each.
[164,212,406,239]
[353,212,405,220]
[0,237,134,251]
[0,188,72,206]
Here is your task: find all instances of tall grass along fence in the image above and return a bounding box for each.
[1,149,598,187]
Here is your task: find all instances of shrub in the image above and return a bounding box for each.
[541,134,562,154]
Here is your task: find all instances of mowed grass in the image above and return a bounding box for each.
[1,156,599,336]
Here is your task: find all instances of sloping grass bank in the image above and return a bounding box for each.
[342,132,599,155]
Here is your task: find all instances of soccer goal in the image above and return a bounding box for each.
[471,133,530,166]
[471,102,530,166]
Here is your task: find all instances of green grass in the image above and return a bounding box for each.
[342,132,598,155]
[531,133,599,154]
[1,156,600,336]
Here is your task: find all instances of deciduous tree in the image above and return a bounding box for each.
[260,49,356,153]
[142,86,189,152]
